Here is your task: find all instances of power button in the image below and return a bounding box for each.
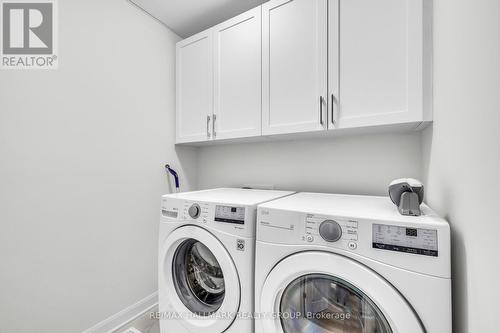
[306,235,314,242]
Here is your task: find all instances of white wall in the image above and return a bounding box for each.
[422,0,500,332]
[0,0,197,332]
[197,132,422,195]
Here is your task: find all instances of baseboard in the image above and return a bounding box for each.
[82,292,158,333]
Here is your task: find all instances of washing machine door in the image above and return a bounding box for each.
[160,225,240,332]
[260,251,424,333]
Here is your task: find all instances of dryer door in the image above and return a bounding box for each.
[260,251,424,333]
[160,225,240,332]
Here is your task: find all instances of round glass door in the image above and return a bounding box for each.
[172,239,225,316]
[280,274,392,333]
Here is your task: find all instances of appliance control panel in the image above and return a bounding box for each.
[257,206,450,278]
[161,197,255,238]
[214,205,245,224]
[303,214,359,250]
[372,224,438,257]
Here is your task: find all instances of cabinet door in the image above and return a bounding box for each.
[213,7,262,140]
[330,0,430,129]
[262,0,328,135]
[176,31,213,143]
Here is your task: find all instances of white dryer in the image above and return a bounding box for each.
[158,188,294,333]
[255,192,451,333]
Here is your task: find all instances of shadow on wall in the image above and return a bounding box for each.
[421,125,468,333]
[196,131,423,196]
[450,225,468,332]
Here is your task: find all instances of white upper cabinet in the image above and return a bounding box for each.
[329,0,432,129]
[213,7,262,140]
[176,31,213,143]
[175,0,431,144]
[262,0,328,135]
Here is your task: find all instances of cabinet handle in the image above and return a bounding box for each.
[206,115,211,138]
[212,114,217,138]
[331,93,337,126]
[319,96,324,126]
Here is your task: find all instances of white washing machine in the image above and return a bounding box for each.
[255,192,451,333]
[158,188,294,333]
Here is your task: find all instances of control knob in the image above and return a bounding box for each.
[188,203,201,219]
[319,220,342,242]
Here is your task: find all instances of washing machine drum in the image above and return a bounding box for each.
[260,251,424,333]
[280,274,391,332]
[173,239,225,315]
[160,225,240,333]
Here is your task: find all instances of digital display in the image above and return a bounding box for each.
[406,228,418,237]
[215,205,245,224]
[162,209,178,218]
[372,224,438,257]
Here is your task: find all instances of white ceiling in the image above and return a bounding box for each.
[130,0,268,38]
